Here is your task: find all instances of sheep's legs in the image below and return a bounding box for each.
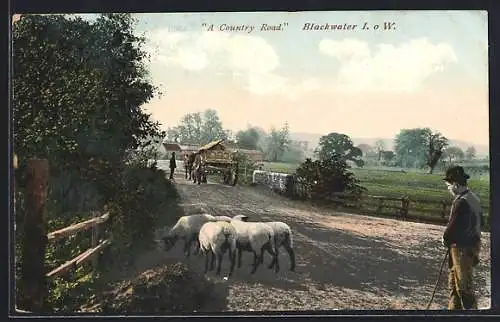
[204,250,210,273]
[284,243,296,272]
[237,247,243,268]
[229,249,236,277]
[267,246,279,269]
[215,252,223,276]
[263,244,279,273]
[183,239,191,257]
[210,251,216,271]
[250,250,259,274]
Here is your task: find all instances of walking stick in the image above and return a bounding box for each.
[426,249,449,309]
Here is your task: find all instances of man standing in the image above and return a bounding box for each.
[442,165,484,310]
[183,153,189,179]
[169,152,177,180]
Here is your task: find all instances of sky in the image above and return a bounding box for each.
[87,11,489,146]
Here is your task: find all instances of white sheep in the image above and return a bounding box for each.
[234,215,296,272]
[161,213,229,257]
[230,216,278,274]
[198,221,238,276]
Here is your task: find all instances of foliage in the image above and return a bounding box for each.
[394,128,448,172]
[235,126,261,150]
[381,150,395,163]
[105,166,180,265]
[281,145,305,164]
[294,154,366,201]
[165,109,227,145]
[465,146,477,161]
[235,152,258,184]
[263,122,291,162]
[12,14,177,312]
[260,161,490,230]
[423,128,448,173]
[315,132,364,167]
[443,146,465,163]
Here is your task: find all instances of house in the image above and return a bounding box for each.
[235,149,265,163]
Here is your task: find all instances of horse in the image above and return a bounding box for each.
[185,152,196,180]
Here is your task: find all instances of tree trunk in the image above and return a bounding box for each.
[428,166,434,174]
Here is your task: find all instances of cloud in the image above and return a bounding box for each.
[145,28,284,95]
[319,37,458,92]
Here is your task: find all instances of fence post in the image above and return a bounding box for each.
[400,196,410,218]
[19,158,49,313]
[376,198,383,214]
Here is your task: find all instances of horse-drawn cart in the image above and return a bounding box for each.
[198,139,239,186]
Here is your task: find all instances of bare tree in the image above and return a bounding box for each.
[424,128,448,174]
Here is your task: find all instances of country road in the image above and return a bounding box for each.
[124,161,491,311]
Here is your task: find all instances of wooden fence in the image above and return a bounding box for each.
[254,171,489,226]
[15,158,112,314]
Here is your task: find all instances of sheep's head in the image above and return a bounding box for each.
[232,214,249,222]
[162,234,178,251]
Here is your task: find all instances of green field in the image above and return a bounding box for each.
[260,161,491,219]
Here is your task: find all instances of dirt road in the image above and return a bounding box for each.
[135,162,491,311]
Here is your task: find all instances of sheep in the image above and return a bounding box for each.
[234,215,296,272]
[230,216,278,274]
[198,221,238,276]
[161,213,230,257]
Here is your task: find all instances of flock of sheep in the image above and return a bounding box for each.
[160,213,296,277]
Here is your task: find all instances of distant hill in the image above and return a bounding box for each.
[289,132,489,157]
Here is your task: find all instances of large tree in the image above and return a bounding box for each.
[423,128,448,173]
[394,128,448,173]
[201,109,226,144]
[394,128,428,168]
[235,126,261,150]
[465,146,477,161]
[166,109,226,145]
[13,13,162,179]
[315,132,364,167]
[444,146,465,164]
[264,122,290,162]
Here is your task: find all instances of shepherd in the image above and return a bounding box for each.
[169,152,177,180]
[442,165,484,310]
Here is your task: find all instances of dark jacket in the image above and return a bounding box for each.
[443,190,483,248]
[169,155,176,169]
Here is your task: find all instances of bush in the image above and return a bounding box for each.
[105,165,180,267]
[295,155,366,202]
[235,152,258,185]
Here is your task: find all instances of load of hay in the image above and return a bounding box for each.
[101,262,214,313]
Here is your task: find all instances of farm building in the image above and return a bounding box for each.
[236,149,265,163]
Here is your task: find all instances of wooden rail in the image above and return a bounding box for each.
[255,172,488,225]
[15,157,115,314]
[46,212,112,278]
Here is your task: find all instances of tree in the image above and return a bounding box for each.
[394,128,428,168]
[423,128,448,174]
[295,155,366,201]
[315,133,364,167]
[381,150,395,163]
[13,13,162,181]
[465,146,477,161]
[444,146,465,163]
[235,126,261,150]
[200,109,226,144]
[374,139,386,161]
[264,122,290,162]
[357,144,373,157]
